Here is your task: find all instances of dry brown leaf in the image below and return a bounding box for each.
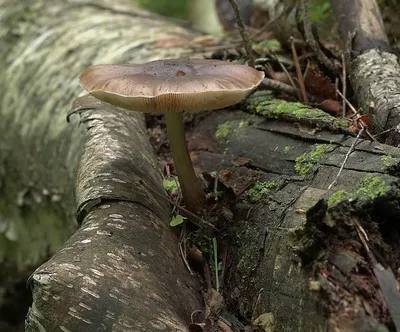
[304,62,336,100]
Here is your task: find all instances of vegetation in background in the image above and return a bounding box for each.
[133,0,187,19]
[308,1,331,23]
[285,0,331,22]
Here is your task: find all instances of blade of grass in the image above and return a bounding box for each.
[213,237,219,292]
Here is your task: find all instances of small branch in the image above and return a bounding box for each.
[301,0,339,76]
[328,126,365,190]
[138,179,217,231]
[227,0,255,67]
[179,226,194,275]
[373,127,395,139]
[290,37,309,103]
[341,54,347,117]
[336,89,357,115]
[336,89,378,142]
[261,77,315,100]
[274,54,297,89]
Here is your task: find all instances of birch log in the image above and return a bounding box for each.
[330,0,400,145]
[1,0,208,330]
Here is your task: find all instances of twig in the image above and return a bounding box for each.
[290,37,308,103]
[261,77,302,97]
[301,0,339,76]
[273,54,297,89]
[336,89,378,142]
[213,173,220,201]
[336,90,357,115]
[219,246,228,289]
[328,126,365,190]
[138,179,217,231]
[335,77,339,100]
[227,0,255,67]
[213,160,225,201]
[341,54,347,117]
[251,288,264,322]
[374,127,395,138]
[179,225,194,275]
[212,237,219,292]
[365,129,379,143]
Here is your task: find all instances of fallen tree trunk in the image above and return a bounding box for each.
[330,0,400,144]
[1,0,207,330]
[189,94,400,331]
[27,98,201,331]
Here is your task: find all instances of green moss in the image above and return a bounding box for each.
[188,229,211,255]
[215,121,233,139]
[381,155,394,167]
[295,144,332,177]
[380,155,400,171]
[327,190,350,206]
[253,39,281,50]
[257,99,330,120]
[357,175,389,200]
[309,2,331,23]
[284,145,294,153]
[246,94,348,132]
[247,180,278,202]
[239,119,249,128]
[327,175,391,207]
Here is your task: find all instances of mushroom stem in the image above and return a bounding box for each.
[164,112,206,212]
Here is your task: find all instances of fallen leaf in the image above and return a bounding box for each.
[253,312,275,332]
[318,99,342,115]
[170,214,186,227]
[304,62,336,100]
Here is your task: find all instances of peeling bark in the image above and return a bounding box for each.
[1,0,207,330]
[330,0,400,144]
[27,100,201,331]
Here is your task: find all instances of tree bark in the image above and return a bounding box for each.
[1,0,207,331]
[330,0,400,145]
[27,97,201,331]
[190,94,400,331]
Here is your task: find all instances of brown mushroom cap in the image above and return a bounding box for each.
[79,58,265,113]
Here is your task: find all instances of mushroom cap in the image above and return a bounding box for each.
[79,58,264,113]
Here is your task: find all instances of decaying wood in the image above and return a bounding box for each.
[330,0,400,144]
[1,0,209,331]
[2,0,400,331]
[190,95,400,331]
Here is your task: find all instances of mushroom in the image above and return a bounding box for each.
[79,58,264,212]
